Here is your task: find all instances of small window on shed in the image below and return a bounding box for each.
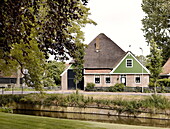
[95,75,100,84]
[126,59,133,67]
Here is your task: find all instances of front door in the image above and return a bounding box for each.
[120,75,126,86]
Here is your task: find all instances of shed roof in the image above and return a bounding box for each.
[161,58,170,75]
[84,33,125,68]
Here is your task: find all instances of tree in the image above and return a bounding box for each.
[135,55,147,66]
[43,61,65,87]
[147,39,163,93]
[73,42,86,90]
[142,0,170,64]
[0,0,96,90]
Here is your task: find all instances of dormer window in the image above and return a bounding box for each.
[126,59,133,68]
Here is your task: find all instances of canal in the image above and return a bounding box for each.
[14,110,170,128]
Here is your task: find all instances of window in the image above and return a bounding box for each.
[95,75,100,84]
[126,59,133,67]
[135,75,141,83]
[105,76,110,84]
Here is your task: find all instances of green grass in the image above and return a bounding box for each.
[0,112,165,129]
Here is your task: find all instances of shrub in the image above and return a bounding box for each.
[0,95,23,106]
[142,94,170,110]
[0,106,13,113]
[85,83,95,91]
[158,79,170,87]
[109,83,125,92]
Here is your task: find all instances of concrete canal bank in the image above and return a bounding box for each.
[14,104,170,120]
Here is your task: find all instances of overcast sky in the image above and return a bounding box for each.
[83,0,150,56]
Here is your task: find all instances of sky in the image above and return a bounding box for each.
[82,0,150,56]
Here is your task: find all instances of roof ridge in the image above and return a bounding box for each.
[88,33,125,52]
[84,33,126,68]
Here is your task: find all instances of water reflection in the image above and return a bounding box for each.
[14,110,170,128]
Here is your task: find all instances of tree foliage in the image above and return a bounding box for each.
[142,0,170,64]
[43,61,65,87]
[0,0,96,90]
[135,55,147,66]
[147,39,163,92]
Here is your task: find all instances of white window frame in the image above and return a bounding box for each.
[135,75,141,84]
[94,75,100,84]
[105,75,111,84]
[126,59,133,68]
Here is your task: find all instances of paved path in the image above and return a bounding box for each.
[2,90,170,96]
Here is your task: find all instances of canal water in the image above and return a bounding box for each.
[14,110,170,128]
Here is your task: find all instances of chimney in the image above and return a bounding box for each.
[95,37,100,52]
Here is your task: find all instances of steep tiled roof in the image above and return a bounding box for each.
[84,33,125,68]
[161,58,170,75]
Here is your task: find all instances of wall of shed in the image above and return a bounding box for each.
[61,71,68,90]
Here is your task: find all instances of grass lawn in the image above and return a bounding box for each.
[0,112,166,129]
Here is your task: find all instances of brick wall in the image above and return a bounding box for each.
[84,74,149,88]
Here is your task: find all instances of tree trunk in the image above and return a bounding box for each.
[76,80,77,90]
[16,67,20,87]
[154,81,157,94]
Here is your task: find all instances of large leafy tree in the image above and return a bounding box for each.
[0,0,96,90]
[142,0,170,64]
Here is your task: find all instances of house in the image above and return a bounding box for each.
[61,33,150,90]
[160,58,170,78]
[0,69,23,87]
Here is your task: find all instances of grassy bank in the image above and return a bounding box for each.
[1,93,170,115]
[0,112,165,129]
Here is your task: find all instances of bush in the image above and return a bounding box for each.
[0,106,13,113]
[109,83,125,92]
[85,83,95,91]
[158,79,170,87]
[142,94,170,110]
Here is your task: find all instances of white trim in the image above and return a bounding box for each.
[111,51,150,74]
[85,73,149,75]
[130,52,150,74]
[160,73,170,76]
[60,64,72,76]
[83,69,85,74]
[111,53,128,73]
[84,73,111,75]
[134,75,141,84]
[126,59,133,68]
[111,73,149,75]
